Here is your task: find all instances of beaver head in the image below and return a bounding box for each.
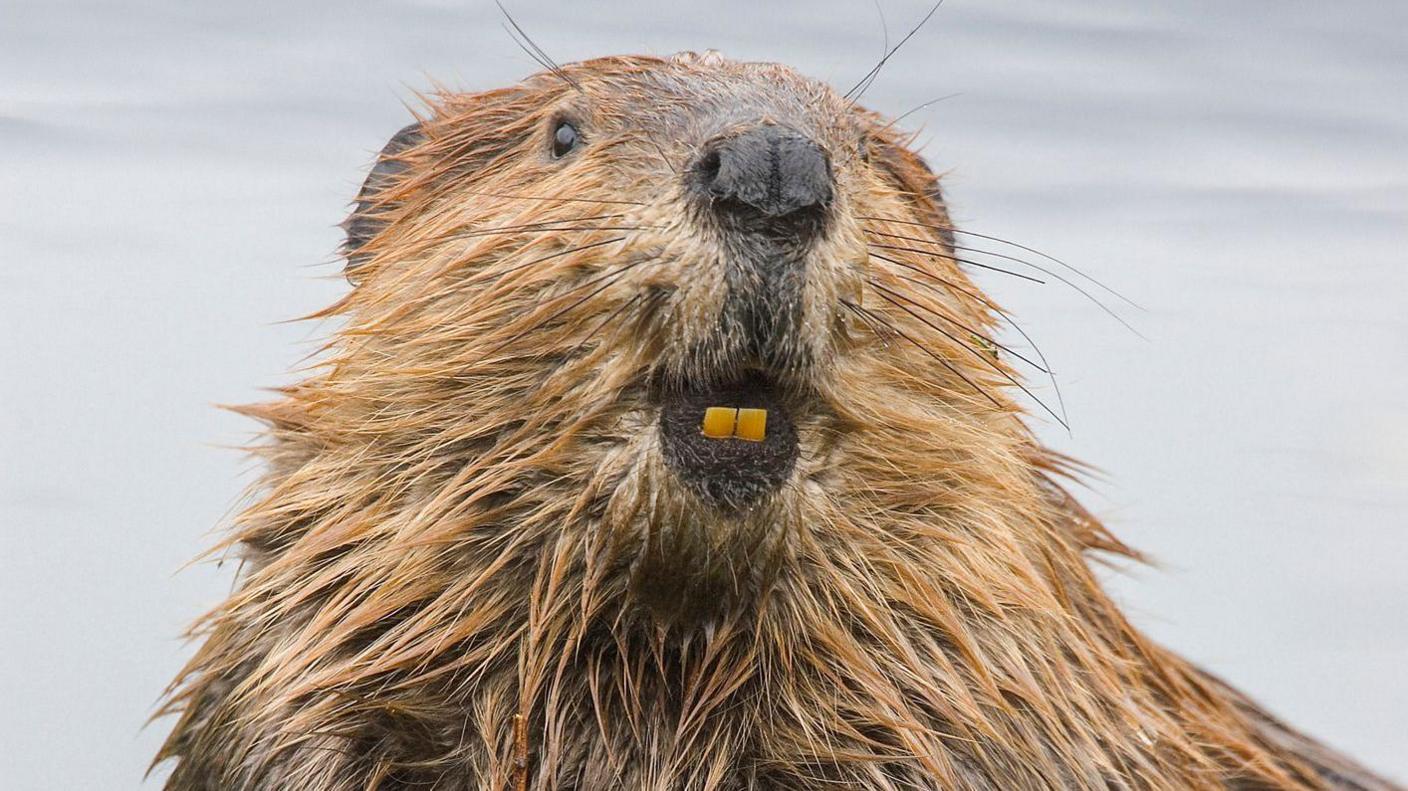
[331,51,1015,619]
[156,52,1379,791]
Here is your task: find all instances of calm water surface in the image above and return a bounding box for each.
[2,1,1404,787]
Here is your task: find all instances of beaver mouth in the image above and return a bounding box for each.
[656,371,801,512]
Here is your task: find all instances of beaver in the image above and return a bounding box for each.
[154,52,1399,790]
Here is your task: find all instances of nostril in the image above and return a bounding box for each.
[698,149,722,186]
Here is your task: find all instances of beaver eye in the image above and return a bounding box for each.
[552,120,581,158]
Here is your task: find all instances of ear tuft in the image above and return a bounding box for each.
[342,122,426,283]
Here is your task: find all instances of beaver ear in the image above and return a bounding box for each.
[342,121,426,283]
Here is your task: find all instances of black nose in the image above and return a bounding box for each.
[695,126,833,227]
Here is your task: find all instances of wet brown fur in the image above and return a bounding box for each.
[155,54,1399,790]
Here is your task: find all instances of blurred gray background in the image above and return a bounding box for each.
[2,0,1404,787]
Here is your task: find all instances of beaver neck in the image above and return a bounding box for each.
[487,512,1289,790]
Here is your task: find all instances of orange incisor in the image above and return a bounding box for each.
[699,407,767,442]
[735,408,767,442]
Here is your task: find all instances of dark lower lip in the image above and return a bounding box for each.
[656,372,800,512]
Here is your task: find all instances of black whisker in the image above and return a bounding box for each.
[868,246,1044,284]
[488,256,661,354]
[501,21,553,77]
[643,139,679,176]
[446,218,639,244]
[500,20,559,81]
[867,242,1069,423]
[459,225,658,240]
[843,0,946,105]
[860,215,1140,309]
[871,272,1046,373]
[869,280,1069,429]
[368,218,651,266]
[483,225,656,235]
[461,213,624,230]
[460,189,646,206]
[495,1,581,92]
[474,236,628,290]
[841,298,1003,412]
[569,293,644,358]
[843,297,897,342]
[947,242,1144,339]
[864,224,1142,338]
[872,93,963,137]
[872,0,891,60]
[878,266,1069,426]
[959,231,1140,309]
[871,228,1071,284]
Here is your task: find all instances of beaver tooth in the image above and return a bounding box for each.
[701,407,738,439]
[734,409,768,442]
